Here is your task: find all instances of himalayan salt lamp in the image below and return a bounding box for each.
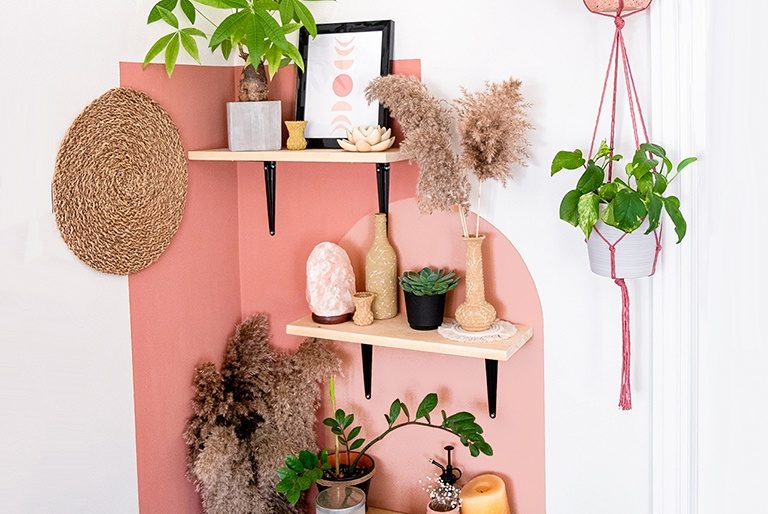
[306,242,356,324]
[460,474,510,514]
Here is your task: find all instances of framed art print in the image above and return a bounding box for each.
[296,20,394,148]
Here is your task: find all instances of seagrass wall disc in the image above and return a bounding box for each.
[52,88,187,275]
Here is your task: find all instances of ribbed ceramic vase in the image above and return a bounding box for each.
[285,120,308,150]
[455,235,496,332]
[365,213,398,320]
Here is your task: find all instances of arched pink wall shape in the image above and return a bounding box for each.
[331,198,545,514]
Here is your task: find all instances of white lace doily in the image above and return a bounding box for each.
[438,319,518,343]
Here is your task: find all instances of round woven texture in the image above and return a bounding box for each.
[53,88,187,275]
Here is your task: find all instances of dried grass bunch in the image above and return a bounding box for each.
[365,75,469,214]
[366,75,532,236]
[184,313,340,514]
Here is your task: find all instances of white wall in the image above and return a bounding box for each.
[310,1,655,513]
[0,2,226,512]
[697,1,768,512]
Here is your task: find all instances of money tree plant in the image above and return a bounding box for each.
[143,0,329,100]
[275,393,493,505]
[551,141,697,242]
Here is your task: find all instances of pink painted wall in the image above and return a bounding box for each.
[121,62,242,514]
[124,59,544,513]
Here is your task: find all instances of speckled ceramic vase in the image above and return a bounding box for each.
[352,292,375,326]
[285,120,308,150]
[455,235,496,332]
[365,213,398,320]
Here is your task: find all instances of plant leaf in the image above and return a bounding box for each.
[144,33,175,67]
[349,438,365,451]
[347,426,361,440]
[664,195,687,243]
[180,31,200,62]
[209,10,247,48]
[576,163,605,194]
[388,399,402,425]
[164,33,180,77]
[677,157,698,173]
[293,0,317,37]
[597,182,618,202]
[645,193,663,233]
[559,189,581,227]
[551,149,585,175]
[180,0,196,22]
[156,5,179,28]
[653,173,668,195]
[415,393,438,420]
[279,0,295,24]
[246,12,267,63]
[610,189,647,233]
[298,450,317,469]
[147,0,178,24]
[577,192,599,239]
[285,454,303,473]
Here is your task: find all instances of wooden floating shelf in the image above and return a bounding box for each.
[287,314,533,418]
[188,147,406,164]
[286,314,532,361]
[187,147,408,236]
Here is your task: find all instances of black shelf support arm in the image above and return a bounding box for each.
[361,344,373,400]
[264,161,277,236]
[485,359,498,419]
[376,163,390,214]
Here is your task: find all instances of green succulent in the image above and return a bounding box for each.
[399,268,460,296]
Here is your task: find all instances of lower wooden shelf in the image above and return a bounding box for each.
[286,314,533,418]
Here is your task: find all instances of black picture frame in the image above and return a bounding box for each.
[296,20,394,149]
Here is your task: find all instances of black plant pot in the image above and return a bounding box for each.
[404,291,447,330]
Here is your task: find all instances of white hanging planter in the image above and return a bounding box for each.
[587,219,658,279]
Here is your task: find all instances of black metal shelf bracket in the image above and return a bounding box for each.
[264,161,277,236]
[261,161,391,235]
[361,344,373,400]
[485,359,499,419]
[376,163,390,214]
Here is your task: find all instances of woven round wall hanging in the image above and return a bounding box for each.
[53,88,187,275]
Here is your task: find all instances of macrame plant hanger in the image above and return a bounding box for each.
[583,0,659,410]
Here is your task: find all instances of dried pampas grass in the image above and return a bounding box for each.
[184,313,340,513]
[456,79,532,185]
[365,75,532,235]
[366,75,469,214]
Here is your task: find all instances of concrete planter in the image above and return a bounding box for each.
[226,100,281,151]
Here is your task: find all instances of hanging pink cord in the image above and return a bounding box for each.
[584,0,656,410]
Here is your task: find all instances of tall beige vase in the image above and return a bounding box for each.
[365,213,398,319]
[455,235,496,332]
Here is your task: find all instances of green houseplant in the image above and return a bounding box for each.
[143,0,328,150]
[400,268,460,331]
[551,141,696,278]
[275,393,492,505]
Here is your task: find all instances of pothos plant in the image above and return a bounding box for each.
[275,393,492,505]
[143,0,328,100]
[551,141,697,242]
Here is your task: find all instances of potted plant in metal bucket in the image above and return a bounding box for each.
[551,140,696,278]
[275,393,492,506]
[143,0,328,151]
[400,268,460,330]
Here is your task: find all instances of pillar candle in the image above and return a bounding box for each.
[459,474,510,514]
